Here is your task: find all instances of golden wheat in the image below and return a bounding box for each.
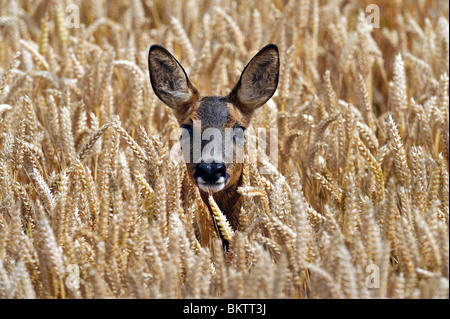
[0,0,448,299]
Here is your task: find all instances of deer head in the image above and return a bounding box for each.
[148,44,279,231]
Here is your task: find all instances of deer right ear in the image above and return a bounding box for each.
[148,45,199,115]
[228,44,279,114]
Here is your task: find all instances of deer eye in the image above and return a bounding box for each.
[180,124,193,137]
[233,125,246,143]
[180,124,193,133]
[179,124,193,146]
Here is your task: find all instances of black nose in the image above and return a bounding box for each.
[194,162,227,184]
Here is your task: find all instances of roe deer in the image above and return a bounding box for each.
[148,44,279,246]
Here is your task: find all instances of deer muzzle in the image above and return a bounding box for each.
[193,162,229,192]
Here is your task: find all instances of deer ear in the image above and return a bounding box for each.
[148,45,199,114]
[228,44,279,114]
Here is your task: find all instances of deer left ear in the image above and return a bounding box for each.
[148,44,199,117]
[228,44,279,114]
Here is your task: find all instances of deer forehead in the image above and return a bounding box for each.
[185,96,246,129]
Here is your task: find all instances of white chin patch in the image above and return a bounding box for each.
[197,177,226,193]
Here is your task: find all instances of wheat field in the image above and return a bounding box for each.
[0,0,448,299]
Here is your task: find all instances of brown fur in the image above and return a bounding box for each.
[149,44,279,240]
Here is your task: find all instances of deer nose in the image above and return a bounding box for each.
[194,162,228,184]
